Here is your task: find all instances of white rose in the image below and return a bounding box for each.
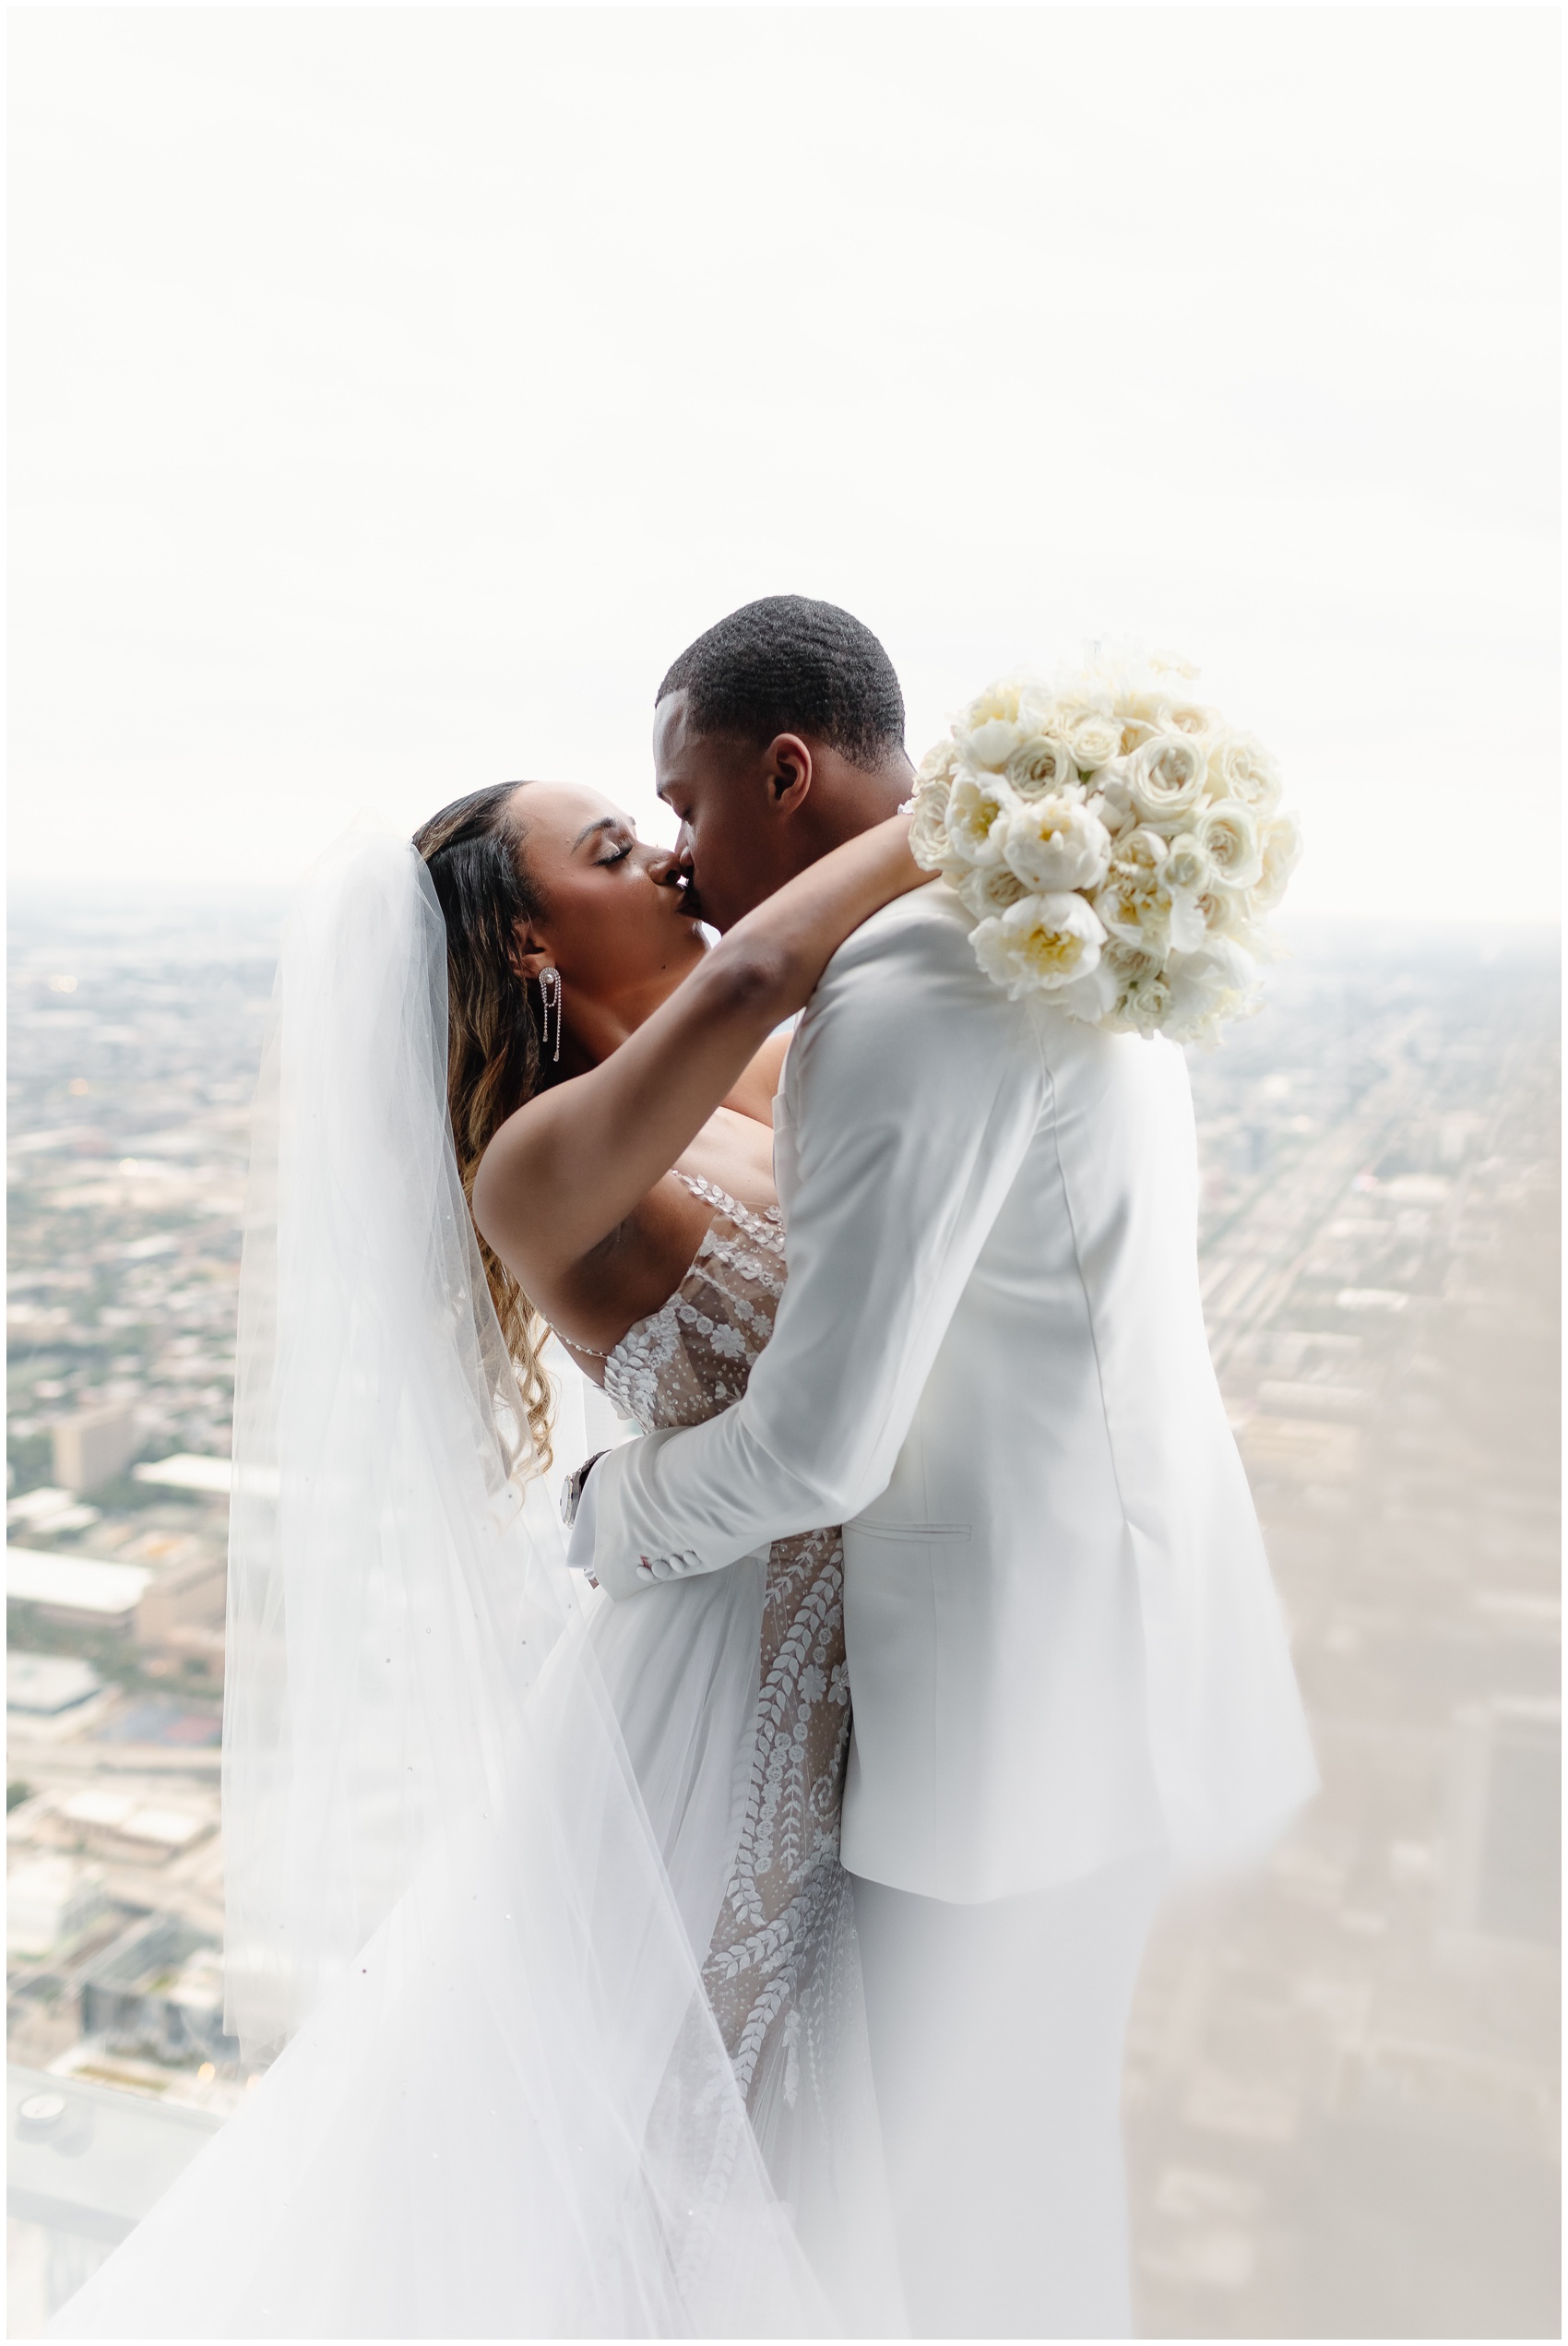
[908,773,955,873]
[1206,731,1283,816]
[1002,794,1112,893]
[1159,696,1220,743]
[1195,882,1266,952]
[944,769,1019,867]
[970,892,1107,998]
[1005,732,1082,800]
[1118,968,1174,1036]
[1124,732,1208,826]
[1253,812,1303,911]
[1160,837,1216,899]
[1194,800,1264,889]
[1102,938,1163,986]
[1055,706,1124,772]
[956,860,1029,920]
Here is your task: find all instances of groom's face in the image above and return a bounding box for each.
[653,691,803,934]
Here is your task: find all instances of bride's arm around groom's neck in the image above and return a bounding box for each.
[576,886,1041,1597]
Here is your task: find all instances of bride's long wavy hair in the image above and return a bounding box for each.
[414,783,558,1469]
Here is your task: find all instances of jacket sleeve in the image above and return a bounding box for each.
[576,898,1047,1600]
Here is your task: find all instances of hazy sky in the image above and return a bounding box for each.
[9,6,1560,922]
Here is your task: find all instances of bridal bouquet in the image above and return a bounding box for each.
[909,650,1301,1047]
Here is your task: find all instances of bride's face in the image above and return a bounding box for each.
[508,782,705,1007]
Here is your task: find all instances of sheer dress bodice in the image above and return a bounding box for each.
[602,1177,852,2126]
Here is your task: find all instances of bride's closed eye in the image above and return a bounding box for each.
[595,836,635,868]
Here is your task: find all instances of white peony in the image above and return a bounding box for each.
[956,860,1029,920]
[1161,939,1258,1045]
[1158,834,1218,954]
[944,768,1018,867]
[1124,732,1209,826]
[1110,825,1169,882]
[1056,955,1122,1024]
[1167,893,1208,955]
[963,717,1025,773]
[1116,715,1164,758]
[1194,800,1265,890]
[1003,794,1112,893]
[1085,764,1137,836]
[959,678,1028,732]
[971,891,1106,998]
[1206,731,1283,817]
[954,676,1040,774]
[1093,867,1171,954]
[1005,732,1082,800]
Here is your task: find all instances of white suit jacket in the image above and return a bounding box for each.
[576,885,1317,1902]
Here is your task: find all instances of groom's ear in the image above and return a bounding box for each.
[762,733,814,816]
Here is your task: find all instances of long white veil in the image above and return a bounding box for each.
[50,823,834,2339]
[222,817,548,2054]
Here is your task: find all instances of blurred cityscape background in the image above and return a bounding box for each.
[6,893,1560,2337]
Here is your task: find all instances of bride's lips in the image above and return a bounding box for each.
[676,881,708,924]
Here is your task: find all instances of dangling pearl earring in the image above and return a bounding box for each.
[538,966,563,1064]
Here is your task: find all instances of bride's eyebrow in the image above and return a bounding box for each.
[570,816,623,851]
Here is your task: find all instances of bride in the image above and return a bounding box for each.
[51,783,928,2340]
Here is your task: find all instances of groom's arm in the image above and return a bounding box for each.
[576,897,1046,1599]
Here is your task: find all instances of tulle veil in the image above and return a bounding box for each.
[47,821,857,2339]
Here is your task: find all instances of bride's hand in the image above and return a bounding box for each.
[822,807,933,910]
[714,808,934,1007]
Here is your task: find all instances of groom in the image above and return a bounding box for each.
[571,596,1315,2335]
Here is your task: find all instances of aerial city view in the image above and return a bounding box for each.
[6,891,1560,2338]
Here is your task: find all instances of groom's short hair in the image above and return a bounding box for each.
[657,596,905,770]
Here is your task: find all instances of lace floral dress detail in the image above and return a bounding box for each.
[603,1178,854,2128]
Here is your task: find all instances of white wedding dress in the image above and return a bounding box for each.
[49,828,902,2340]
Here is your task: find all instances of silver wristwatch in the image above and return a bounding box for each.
[560,1451,607,1533]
